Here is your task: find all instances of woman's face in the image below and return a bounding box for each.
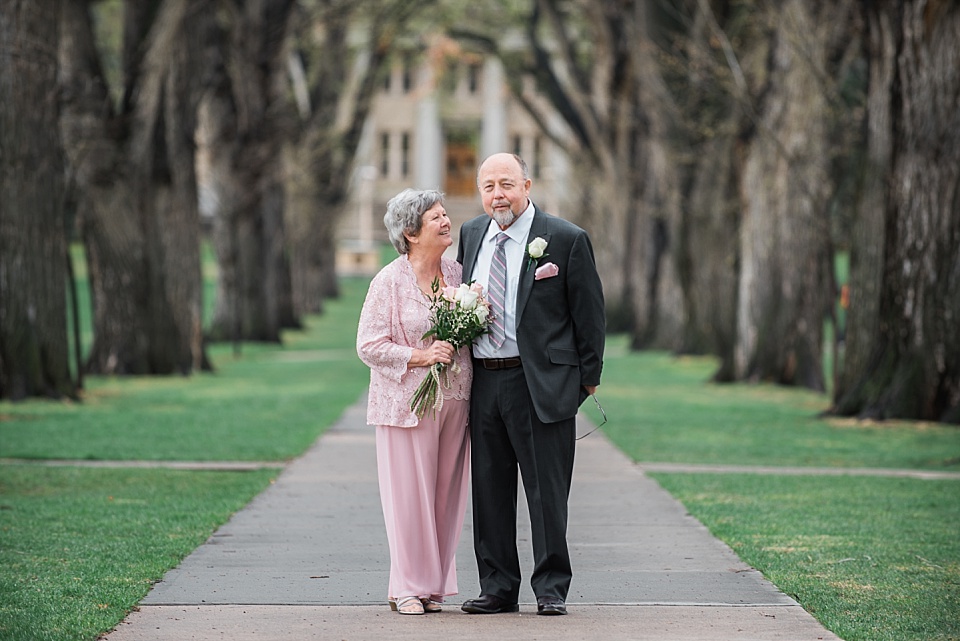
[408,202,452,254]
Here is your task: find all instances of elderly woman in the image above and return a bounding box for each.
[356,189,472,616]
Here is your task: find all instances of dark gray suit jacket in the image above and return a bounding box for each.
[457,204,605,423]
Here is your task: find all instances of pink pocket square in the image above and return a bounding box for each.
[534,262,559,280]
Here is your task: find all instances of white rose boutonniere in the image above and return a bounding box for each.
[526,237,549,271]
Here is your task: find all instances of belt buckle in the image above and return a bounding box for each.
[482,358,501,370]
[479,357,519,370]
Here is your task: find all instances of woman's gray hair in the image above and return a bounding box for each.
[383,188,445,254]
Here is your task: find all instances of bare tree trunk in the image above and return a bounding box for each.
[835,4,891,404]
[134,0,212,373]
[629,125,685,351]
[677,134,741,367]
[60,0,149,374]
[284,2,350,312]
[732,0,846,391]
[569,161,634,332]
[206,0,297,343]
[200,84,246,343]
[158,1,212,371]
[283,0,427,315]
[60,0,210,374]
[670,0,861,384]
[285,139,340,314]
[834,0,960,423]
[670,2,743,370]
[0,0,76,400]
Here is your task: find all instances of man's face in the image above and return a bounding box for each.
[477,154,531,228]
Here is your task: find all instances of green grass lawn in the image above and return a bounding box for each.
[653,473,960,641]
[0,465,275,641]
[2,277,371,462]
[599,335,960,470]
[599,335,960,641]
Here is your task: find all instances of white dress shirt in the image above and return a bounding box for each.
[470,200,535,359]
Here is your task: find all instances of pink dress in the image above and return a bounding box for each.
[356,255,472,602]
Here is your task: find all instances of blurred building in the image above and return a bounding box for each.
[336,42,570,275]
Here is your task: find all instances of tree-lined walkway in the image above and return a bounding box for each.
[105,394,840,641]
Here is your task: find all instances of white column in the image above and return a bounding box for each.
[480,57,507,159]
[415,97,442,189]
[545,114,570,214]
[357,165,377,247]
[415,64,443,190]
[390,131,402,182]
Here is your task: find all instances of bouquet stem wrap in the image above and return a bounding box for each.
[411,362,446,417]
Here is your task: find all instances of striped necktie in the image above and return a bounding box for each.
[488,232,509,348]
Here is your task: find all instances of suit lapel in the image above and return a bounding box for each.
[516,207,550,324]
[461,219,485,283]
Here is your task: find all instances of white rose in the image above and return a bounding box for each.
[457,284,479,310]
[474,305,489,323]
[528,237,548,259]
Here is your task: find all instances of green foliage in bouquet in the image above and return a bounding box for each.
[410,278,492,418]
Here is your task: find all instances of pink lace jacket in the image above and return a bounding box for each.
[357,255,473,427]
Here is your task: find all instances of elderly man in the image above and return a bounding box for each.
[457,153,605,616]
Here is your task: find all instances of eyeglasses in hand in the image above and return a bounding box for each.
[576,394,607,441]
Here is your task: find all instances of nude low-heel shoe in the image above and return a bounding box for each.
[388,596,424,615]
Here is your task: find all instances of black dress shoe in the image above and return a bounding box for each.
[536,596,567,615]
[461,594,519,614]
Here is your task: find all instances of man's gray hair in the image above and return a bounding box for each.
[384,188,445,255]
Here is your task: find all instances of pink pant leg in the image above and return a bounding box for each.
[432,399,471,599]
[375,399,470,600]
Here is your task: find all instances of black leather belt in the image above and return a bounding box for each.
[475,357,522,370]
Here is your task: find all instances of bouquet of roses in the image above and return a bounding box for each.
[410,278,492,418]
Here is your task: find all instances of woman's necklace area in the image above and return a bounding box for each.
[417,273,444,298]
[410,259,444,298]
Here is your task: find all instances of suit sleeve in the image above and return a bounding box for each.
[456,225,466,264]
[566,230,605,387]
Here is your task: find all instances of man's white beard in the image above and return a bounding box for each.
[492,209,518,228]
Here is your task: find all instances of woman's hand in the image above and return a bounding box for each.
[409,340,455,368]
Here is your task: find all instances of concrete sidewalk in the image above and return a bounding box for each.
[105,394,841,641]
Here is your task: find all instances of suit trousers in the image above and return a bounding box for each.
[469,363,576,602]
